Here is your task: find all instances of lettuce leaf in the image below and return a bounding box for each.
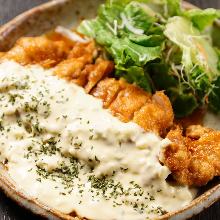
[148,63,199,117]
[212,23,220,48]
[170,91,198,118]
[129,34,164,47]
[184,8,220,31]
[164,16,219,78]
[189,66,212,102]
[78,0,220,117]
[209,76,220,113]
[165,0,181,17]
[110,38,161,67]
[116,66,152,92]
[164,16,220,114]
[78,1,162,92]
[123,2,157,32]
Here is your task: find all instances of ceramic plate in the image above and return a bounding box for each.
[0,0,219,219]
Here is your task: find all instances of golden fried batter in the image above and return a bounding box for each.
[92,78,173,135]
[0,52,5,58]
[67,41,97,59]
[133,92,174,136]
[91,78,122,108]
[84,59,114,93]
[109,81,151,122]
[162,126,220,186]
[53,41,97,84]
[185,125,213,139]
[54,56,93,81]
[1,36,69,68]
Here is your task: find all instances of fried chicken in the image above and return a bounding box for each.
[0,52,4,58]
[84,59,114,93]
[162,125,220,186]
[108,81,151,122]
[54,56,93,81]
[67,41,97,59]
[53,41,97,84]
[91,78,122,108]
[91,77,173,135]
[133,91,174,135]
[1,36,70,68]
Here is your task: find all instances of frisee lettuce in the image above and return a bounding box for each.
[78,0,220,117]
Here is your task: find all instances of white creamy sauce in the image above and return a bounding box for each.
[0,61,195,220]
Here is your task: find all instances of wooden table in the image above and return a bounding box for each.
[0,0,219,219]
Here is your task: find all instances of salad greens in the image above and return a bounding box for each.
[78,0,220,117]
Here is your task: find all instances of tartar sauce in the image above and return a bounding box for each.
[0,61,195,220]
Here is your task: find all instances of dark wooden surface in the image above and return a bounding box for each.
[0,0,220,220]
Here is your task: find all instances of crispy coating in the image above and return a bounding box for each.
[1,37,69,68]
[53,41,97,85]
[84,59,114,93]
[54,58,114,91]
[109,81,151,122]
[185,125,213,139]
[0,52,5,58]
[54,56,93,82]
[133,91,174,136]
[91,78,173,135]
[91,78,122,108]
[163,126,220,186]
[67,41,97,59]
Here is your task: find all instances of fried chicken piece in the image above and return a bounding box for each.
[55,57,114,91]
[162,126,220,186]
[186,125,213,139]
[54,56,93,83]
[133,91,174,136]
[52,48,173,134]
[0,52,5,58]
[53,40,100,85]
[84,59,114,93]
[152,91,174,134]
[109,82,151,122]
[74,64,95,87]
[91,78,173,135]
[1,36,69,68]
[91,78,122,108]
[67,41,97,59]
